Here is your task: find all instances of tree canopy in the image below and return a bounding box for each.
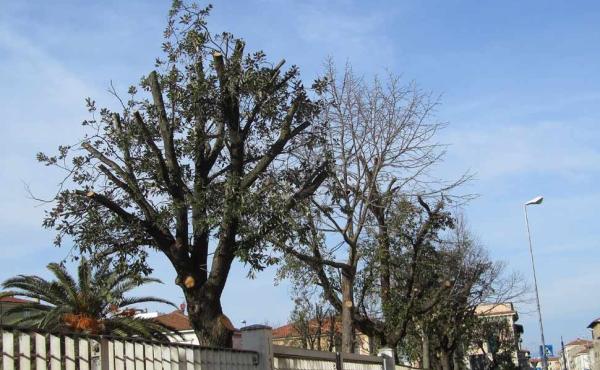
[38,1,327,346]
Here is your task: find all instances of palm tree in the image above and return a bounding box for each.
[0,259,176,340]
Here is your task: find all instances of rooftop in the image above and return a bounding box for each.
[565,338,593,347]
[272,317,340,339]
[153,310,237,333]
[154,310,193,331]
[587,317,600,329]
[475,302,517,318]
[0,296,31,304]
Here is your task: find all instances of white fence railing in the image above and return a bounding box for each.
[273,345,384,370]
[0,326,258,370]
[1,325,392,370]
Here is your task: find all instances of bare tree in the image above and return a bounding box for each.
[278,61,469,353]
[289,290,338,351]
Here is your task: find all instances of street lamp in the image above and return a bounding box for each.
[524,196,548,370]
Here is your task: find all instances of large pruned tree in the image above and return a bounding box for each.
[37,2,327,346]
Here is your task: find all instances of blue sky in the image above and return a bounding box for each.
[1,0,599,353]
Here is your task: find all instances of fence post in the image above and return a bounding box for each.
[100,338,110,370]
[335,351,343,370]
[240,324,273,370]
[378,347,395,370]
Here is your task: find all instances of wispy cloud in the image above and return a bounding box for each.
[446,120,600,179]
[289,1,397,72]
[0,27,97,263]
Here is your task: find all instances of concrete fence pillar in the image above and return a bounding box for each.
[100,338,110,370]
[241,324,273,370]
[378,347,395,370]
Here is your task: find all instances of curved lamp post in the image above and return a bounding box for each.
[524,196,548,370]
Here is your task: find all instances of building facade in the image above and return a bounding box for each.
[466,303,526,370]
[588,318,600,370]
[560,339,593,370]
[531,356,561,370]
[271,318,373,355]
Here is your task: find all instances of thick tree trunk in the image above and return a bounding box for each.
[453,349,462,370]
[341,270,354,353]
[185,287,233,347]
[440,351,452,370]
[422,332,431,370]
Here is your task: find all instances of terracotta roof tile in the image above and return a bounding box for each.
[154,310,193,331]
[272,318,340,339]
[566,338,592,347]
[0,296,31,304]
[153,310,237,332]
[272,323,295,338]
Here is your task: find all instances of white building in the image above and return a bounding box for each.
[137,309,242,348]
[560,338,593,370]
[588,318,600,370]
[466,302,527,369]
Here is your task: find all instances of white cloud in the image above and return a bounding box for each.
[446,120,600,179]
[0,27,98,255]
[290,1,396,72]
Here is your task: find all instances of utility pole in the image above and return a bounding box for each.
[561,336,568,370]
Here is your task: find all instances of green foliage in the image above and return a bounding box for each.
[469,317,521,370]
[375,198,455,329]
[37,0,325,275]
[0,259,175,340]
[397,219,524,370]
[36,0,328,345]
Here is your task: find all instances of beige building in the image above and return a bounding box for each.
[560,338,593,370]
[467,303,527,369]
[588,318,600,370]
[548,356,562,370]
[531,356,561,370]
[272,318,373,355]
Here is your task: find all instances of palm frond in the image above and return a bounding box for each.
[38,306,71,331]
[103,317,173,341]
[7,312,48,328]
[3,258,170,339]
[2,302,51,317]
[47,263,79,304]
[118,296,176,309]
[2,277,67,305]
